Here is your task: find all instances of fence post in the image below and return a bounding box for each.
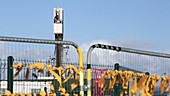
[7,56,14,93]
[114,63,121,96]
[114,63,119,70]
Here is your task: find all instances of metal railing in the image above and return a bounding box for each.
[87,44,170,96]
[0,36,84,96]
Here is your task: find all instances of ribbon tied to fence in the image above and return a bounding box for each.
[10,62,80,96]
[93,69,170,96]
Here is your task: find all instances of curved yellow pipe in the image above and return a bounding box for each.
[76,47,84,96]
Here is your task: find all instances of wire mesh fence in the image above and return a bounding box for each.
[1,37,170,96]
[90,48,170,76]
[0,37,83,95]
[88,44,170,96]
[0,61,80,95]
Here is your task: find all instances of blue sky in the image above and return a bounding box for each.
[0,0,170,52]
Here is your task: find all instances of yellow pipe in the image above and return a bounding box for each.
[87,68,91,96]
[76,47,84,96]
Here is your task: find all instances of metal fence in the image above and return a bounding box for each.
[1,37,170,96]
[87,44,170,96]
[0,36,84,96]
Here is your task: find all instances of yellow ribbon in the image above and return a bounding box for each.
[108,70,118,89]
[120,71,133,96]
[13,62,23,78]
[149,75,160,95]
[47,93,56,96]
[17,92,25,96]
[25,93,32,96]
[71,75,80,90]
[63,72,74,83]
[33,93,37,96]
[168,87,170,94]
[160,76,170,94]
[40,91,46,96]
[64,65,80,90]
[50,83,55,93]
[130,73,138,96]
[25,62,44,80]
[52,66,63,76]
[5,90,12,96]
[48,69,62,86]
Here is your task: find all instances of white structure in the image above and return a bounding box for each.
[0,77,53,95]
[53,8,64,34]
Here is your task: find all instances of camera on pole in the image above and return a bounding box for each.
[54,8,64,34]
[53,8,64,67]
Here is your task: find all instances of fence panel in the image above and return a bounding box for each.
[0,36,84,96]
[87,44,170,96]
